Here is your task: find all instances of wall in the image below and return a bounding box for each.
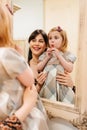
[13,0,43,40]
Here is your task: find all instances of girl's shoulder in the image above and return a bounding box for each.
[63,51,76,63]
[39,51,46,60]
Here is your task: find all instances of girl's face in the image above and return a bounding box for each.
[29,34,46,57]
[48,31,63,50]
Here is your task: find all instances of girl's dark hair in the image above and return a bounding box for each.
[28,29,48,63]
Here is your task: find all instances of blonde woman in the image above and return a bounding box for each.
[0,4,49,130]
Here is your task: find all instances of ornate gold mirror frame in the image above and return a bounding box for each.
[42,0,87,129]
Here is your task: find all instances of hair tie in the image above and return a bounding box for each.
[57,26,62,32]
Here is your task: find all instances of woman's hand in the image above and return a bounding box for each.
[56,71,74,88]
[37,72,48,86]
[36,72,48,92]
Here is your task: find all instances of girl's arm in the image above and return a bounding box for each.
[52,48,73,72]
[57,53,73,72]
[37,56,51,72]
[37,48,52,72]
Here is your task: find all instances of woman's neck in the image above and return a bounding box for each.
[29,56,39,79]
[30,56,39,65]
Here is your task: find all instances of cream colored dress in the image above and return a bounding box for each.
[0,48,49,130]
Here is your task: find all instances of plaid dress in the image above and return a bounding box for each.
[39,51,76,104]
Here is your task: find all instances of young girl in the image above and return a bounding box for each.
[38,26,76,104]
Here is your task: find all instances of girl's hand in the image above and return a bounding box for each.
[46,48,52,59]
[51,47,60,57]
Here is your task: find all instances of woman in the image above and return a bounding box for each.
[0,4,48,130]
[28,29,49,92]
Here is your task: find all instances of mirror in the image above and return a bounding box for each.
[13,0,78,105]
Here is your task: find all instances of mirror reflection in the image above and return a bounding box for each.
[27,28,76,104]
[13,0,79,105]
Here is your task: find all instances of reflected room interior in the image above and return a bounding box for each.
[13,0,79,106]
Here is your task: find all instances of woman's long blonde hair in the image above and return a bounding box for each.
[0,4,14,47]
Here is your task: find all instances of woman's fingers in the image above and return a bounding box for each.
[37,72,47,85]
[56,72,74,87]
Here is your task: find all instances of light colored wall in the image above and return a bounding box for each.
[44,0,79,81]
[0,0,11,4]
[13,0,43,40]
[13,0,79,82]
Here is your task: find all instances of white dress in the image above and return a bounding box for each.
[0,48,49,130]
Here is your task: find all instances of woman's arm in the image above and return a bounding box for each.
[15,44,24,55]
[15,86,37,122]
[0,86,37,130]
[16,67,34,89]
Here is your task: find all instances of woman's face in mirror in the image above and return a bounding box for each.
[29,34,47,57]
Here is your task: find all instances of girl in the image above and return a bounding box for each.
[38,26,76,103]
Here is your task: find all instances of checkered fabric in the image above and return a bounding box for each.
[40,65,57,101]
[39,64,75,104]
